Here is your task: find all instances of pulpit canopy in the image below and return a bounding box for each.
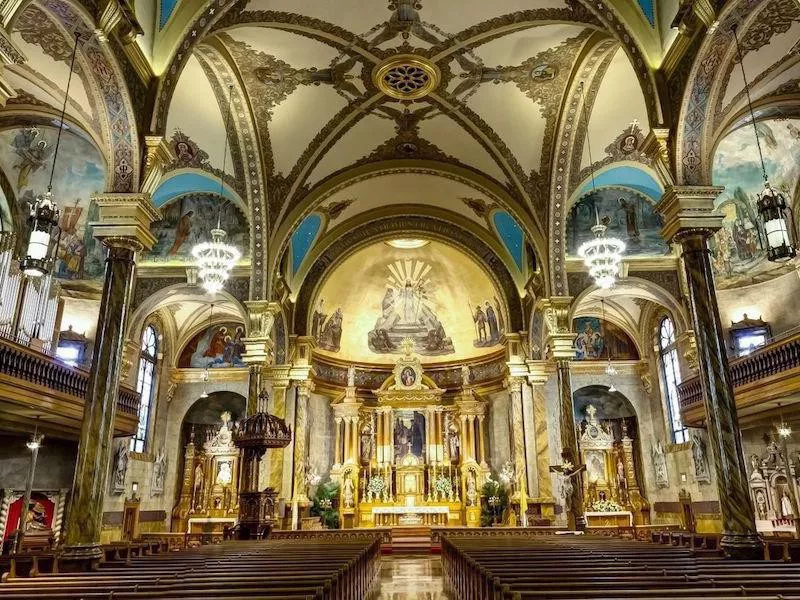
[234,412,292,449]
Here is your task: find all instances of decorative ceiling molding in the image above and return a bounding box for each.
[548,35,619,295]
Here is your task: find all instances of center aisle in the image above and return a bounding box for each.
[375,554,453,600]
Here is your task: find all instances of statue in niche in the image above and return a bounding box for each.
[193,463,205,509]
[360,423,374,465]
[750,454,763,478]
[342,477,355,509]
[781,491,794,517]
[691,433,710,482]
[447,421,460,463]
[347,364,356,387]
[112,440,129,493]
[461,364,471,387]
[651,441,669,488]
[755,490,768,520]
[152,448,167,496]
[466,471,477,507]
[616,458,626,488]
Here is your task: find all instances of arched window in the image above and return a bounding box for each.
[131,325,158,452]
[658,317,687,443]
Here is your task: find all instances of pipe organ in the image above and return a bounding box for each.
[0,232,60,353]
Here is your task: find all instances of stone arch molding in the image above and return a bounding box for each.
[12,0,141,192]
[675,0,800,185]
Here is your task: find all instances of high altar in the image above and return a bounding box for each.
[578,404,650,526]
[330,341,489,528]
[171,412,241,533]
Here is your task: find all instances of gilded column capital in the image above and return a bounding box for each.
[658,185,725,242]
[289,335,316,367]
[295,379,315,398]
[641,128,674,187]
[540,297,577,360]
[90,193,161,252]
[504,375,525,394]
[525,360,549,385]
[141,136,175,195]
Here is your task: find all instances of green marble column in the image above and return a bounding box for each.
[557,360,585,530]
[678,231,761,558]
[659,186,762,559]
[61,239,140,562]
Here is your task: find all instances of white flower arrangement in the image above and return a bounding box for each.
[590,499,623,512]
[434,475,451,496]
[367,476,385,496]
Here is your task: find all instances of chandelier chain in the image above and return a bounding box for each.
[48,32,82,192]
[578,81,597,194]
[731,24,768,185]
[217,84,234,228]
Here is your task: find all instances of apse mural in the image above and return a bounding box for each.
[0,126,106,281]
[711,119,800,288]
[147,193,249,262]
[368,258,454,356]
[310,240,506,363]
[566,188,667,256]
[573,317,639,360]
[178,322,246,368]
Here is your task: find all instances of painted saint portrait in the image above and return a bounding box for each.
[573,317,638,361]
[368,259,454,356]
[311,298,344,353]
[399,366,416,387]
[566,188,668,257]
[178,322,246,368]
[394,410,426,461]
[710,119,800,288]
[147,193,249,262]
[0,126,106,281]
[472,297,505,347]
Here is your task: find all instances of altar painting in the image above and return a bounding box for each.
[566,188,667,257]
[147,193,249,263]
[394,410,425,461]
[178,322,246,368]
[309,240,506,363]
[573,317,638,360]
[711,119,800,288]
[0,126,106,281]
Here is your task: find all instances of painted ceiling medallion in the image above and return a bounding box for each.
[373,55,440,100]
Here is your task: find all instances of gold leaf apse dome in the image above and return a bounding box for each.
[372,54,441,100]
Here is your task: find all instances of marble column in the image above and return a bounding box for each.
[557,360,584,530]
[247,365,260,416]
[292,380,313,504]
[507,377,528,516]
[267,377,290,493]
[477,416,487,465]
[62,194,159,563]
[334,417,343,465]
[659,186,762,559]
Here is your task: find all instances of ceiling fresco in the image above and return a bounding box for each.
[0,125,106,283]
[310,239,507,364]
[710,118,800,288]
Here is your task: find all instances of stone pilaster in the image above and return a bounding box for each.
[505,375,528,521]
[291,379,314,504]
[659,185,762,559]
[542,296,584,529]
[527,360,554,514]
[61,194,159,566]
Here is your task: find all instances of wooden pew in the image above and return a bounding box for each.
[0,537,382,600]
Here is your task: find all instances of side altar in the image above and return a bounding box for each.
[330,340,489,528]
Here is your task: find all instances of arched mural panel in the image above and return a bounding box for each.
[710,118,800,288]
[0,125,106,281]
[573,316,639,361]
[178,322,246,368]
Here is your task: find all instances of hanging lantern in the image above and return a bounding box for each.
[192,228,241,294]
[20,191,60,277]
[577,220,626,289]
[757,184,796,263]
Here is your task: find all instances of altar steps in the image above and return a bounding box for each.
[390,526,432,554]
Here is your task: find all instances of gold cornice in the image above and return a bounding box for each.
[310,347,506,372]
[568,359,648,375]
[564,255,679,272]
[170,367,249,383]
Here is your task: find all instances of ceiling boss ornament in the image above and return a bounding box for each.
[373,55,440,100]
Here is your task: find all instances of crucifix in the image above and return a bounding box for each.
[550,457,587,530]
[628,119,639,134]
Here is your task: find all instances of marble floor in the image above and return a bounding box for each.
[373,554,454,599]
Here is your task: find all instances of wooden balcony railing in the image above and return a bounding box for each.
[0,335,139,419]
[679,330,800,425]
